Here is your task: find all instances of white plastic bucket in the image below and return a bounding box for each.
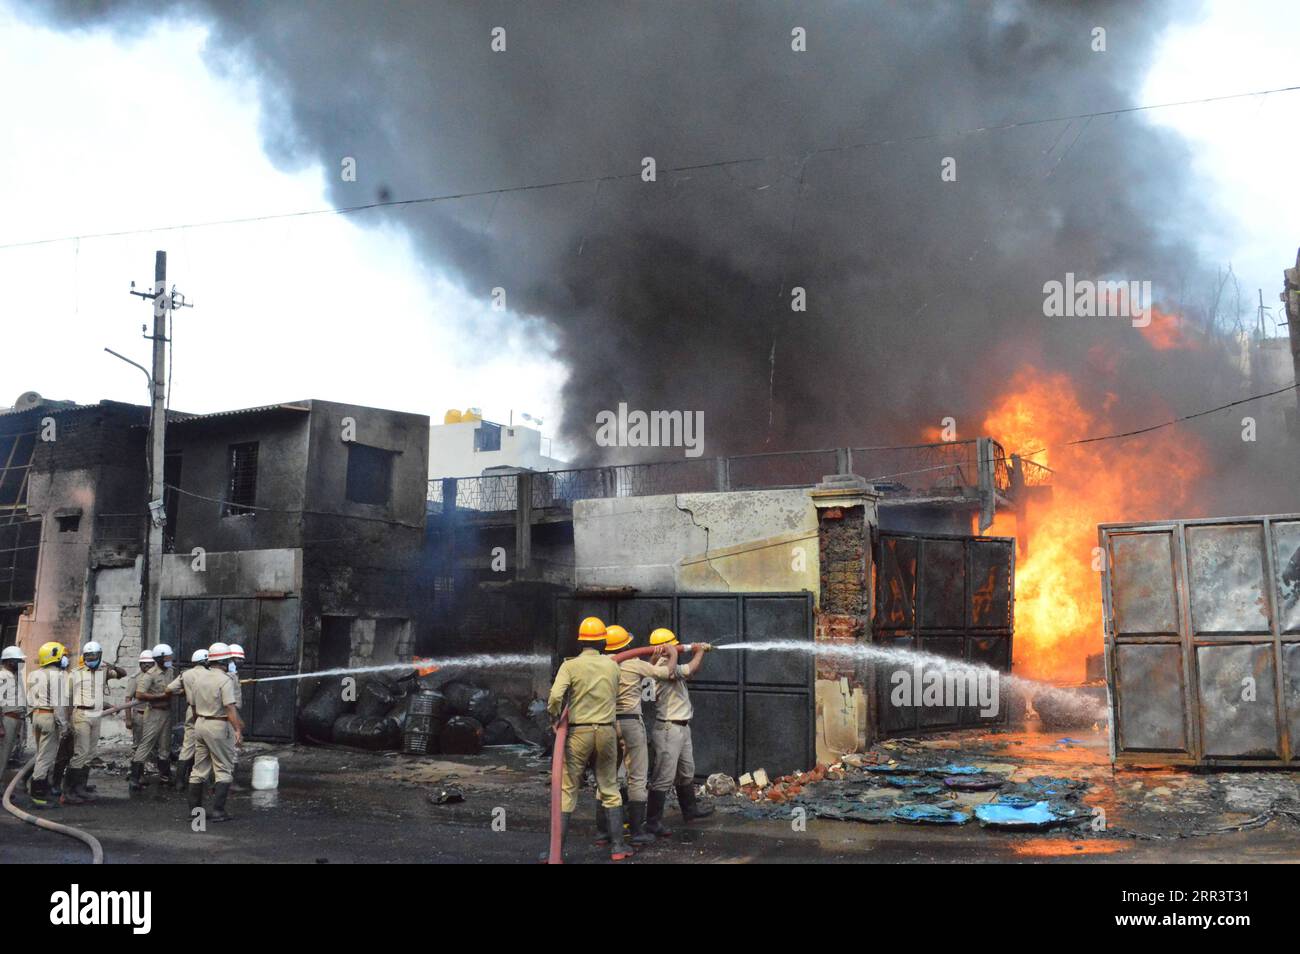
[252,755,280,791]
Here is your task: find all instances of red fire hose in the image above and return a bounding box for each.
[546,643,690,864]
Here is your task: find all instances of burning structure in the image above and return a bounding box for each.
[19,0,1299,716]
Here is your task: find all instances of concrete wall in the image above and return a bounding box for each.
[429,419,565,478]
[167,409,311,553]
[15,404,149,666]
[574,488,819,596]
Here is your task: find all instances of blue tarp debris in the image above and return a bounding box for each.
[892,804,970,825]
[974,801,1062,829]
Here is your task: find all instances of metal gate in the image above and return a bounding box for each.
[554,592,814,779]
[1101,514,1300,767]
[161,595,302,741]
[873,531,1015,736]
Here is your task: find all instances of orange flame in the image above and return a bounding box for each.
[981,369,1206,683]
[1138,306,1201,352]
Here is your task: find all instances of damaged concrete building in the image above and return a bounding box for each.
[0,394,430,742]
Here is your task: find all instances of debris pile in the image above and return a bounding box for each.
[714,740,1098,831]
[298,673,549,756]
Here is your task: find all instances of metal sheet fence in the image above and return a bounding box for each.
[1101,514,1300,767]
[873,532,1016,735]
[553,592,815,779]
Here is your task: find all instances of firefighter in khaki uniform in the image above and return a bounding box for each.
[645,628,714,836]
[545,617,631,862]
[186,642,243,822]
[0,646,26,783]
[128,650,173,790]
[122,650,152,755]
[600,625,675,846]
[167,648,207,790]
[64,641,126,805]
[26,642,71,808]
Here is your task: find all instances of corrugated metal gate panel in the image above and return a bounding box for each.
[873,532,1016,736]
[161,595,301,742]
[554,592,813,778]
[1102,515,1300,766]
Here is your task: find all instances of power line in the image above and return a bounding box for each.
[1005,382,1300,468]
[4,82,1298,251]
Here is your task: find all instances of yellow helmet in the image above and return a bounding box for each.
[604,625,632,652]
[577,616,607,642]
[649,628,678,647]
[37,641,67,667]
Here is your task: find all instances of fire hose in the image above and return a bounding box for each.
[0,700,137,864]
[546,643,693,865]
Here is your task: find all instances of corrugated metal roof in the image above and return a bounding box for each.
[167,402,311,424]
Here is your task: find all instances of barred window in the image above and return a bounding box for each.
[224,442,259,516]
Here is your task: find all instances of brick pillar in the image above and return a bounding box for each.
[810,475,878,753]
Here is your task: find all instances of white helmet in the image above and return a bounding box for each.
[1,646,24,662]
[152,643,173,658]
[207,642,231,661]
[82,641,103,656]
[138,650,155,663]
[228,644,245,661]
[191,648,209,664]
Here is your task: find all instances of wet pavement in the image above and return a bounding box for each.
[4,727,1300,864]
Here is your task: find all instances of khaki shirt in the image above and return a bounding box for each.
[189,667,236,719]
[0,667,22,715]
[547,649,618,724]
[228,671,243,708]
[167,668,202,706]
[67,664,109,709]
[616,657,674,715]
[653,663,693,722]
[135,668,169,705]
[27,666,65,709]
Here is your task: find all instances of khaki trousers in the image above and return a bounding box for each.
[0,713,21,774]
[561,723,620,812]
[69,710,100,769]
[192,717,235,784]
[132,706,171,764]
[616,716,649,803]
[650,720,695,792]
[179,707,196,760]
[31,711,60,779]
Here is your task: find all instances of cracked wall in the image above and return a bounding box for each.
[573,488,819,595]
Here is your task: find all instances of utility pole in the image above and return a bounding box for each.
[127,251,191,652]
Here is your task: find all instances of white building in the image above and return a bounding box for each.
[428,414,567,478]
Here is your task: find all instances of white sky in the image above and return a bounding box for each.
[0,1,1296,453]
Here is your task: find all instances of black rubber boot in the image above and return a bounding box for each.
[645,789,673,837]
[627,800,655,845]
[209,782,233,822]
[676,782,714,821]
[187,781,204,814]
[128,762,146,792]
[28,777,53,809]
[594,800,610,844]
[607,806,633,861]
[175,758,193,792]
[156,758,172,785]
[60,768,87,806]
[73,767,97,801]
